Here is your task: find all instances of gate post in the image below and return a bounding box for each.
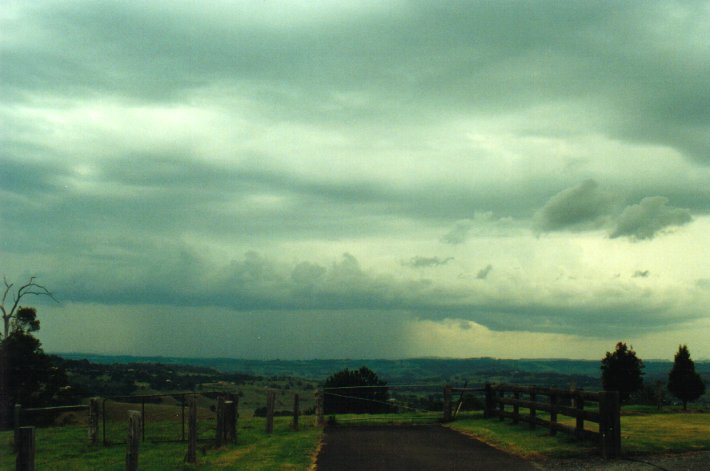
[16,426,35,471]
[549,393,558,436]
[88,398,99,444]
[13,404,22,450]
[599,391,621,458]
[265,390,276,434]
[442,385,452,422]
[484,383,494,418]
[292,393,300,431]
[186,397,197,463]
[225,394,237,444]
[215,396,225,446]
[126,410,141,471]
[315,390,324,426]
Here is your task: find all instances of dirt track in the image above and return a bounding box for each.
[315,424,536,471]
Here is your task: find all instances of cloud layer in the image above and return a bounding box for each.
[1,1,709,359]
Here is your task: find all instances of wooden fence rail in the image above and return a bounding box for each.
[482,383,621,458]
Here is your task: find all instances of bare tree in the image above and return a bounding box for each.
[1,276,58,339]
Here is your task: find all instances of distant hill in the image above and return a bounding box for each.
[56,353,710,388]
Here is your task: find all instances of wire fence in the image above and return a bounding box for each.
[321,383,487,424]
[101,391,228,445]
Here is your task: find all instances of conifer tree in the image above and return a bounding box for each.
[601,342,644,402]
[668,345,705,410]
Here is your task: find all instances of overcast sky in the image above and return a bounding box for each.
[1,0,708,360]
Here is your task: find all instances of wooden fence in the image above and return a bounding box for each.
[476,384,621,458]
[11,390,306,469]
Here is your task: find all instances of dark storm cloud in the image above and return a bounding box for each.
[534,181,694,240]
[1,1,708,357]
[534,180,615,232]
[610,196,693,240]
[2,1,708,162]
[43,249,702,339]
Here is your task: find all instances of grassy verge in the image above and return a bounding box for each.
[448,407,710,459]
[0,416,322,471]
[325,411,442,426]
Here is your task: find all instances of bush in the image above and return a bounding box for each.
[323,366,390,414]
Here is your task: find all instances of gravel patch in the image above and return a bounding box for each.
[532,451,710,470]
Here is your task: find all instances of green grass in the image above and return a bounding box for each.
[326,411,442,426]
[0,416,321,471]
[447,407,710,459]
[5,406,708,468]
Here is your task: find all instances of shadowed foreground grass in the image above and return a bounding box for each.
[0,416,321,471]
[448,406,710,459]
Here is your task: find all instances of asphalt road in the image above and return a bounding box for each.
[315,424,536,471]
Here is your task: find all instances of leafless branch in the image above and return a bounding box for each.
[2,276,13,305]
[1,275,59,337]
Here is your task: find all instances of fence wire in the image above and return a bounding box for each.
[101,391,229,445]
[322,383,486,424]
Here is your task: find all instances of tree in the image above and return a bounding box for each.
[668,345,705,410]
[601,342,644,402]
[2,276,57,339]
[323,366,390,414]
[1,276,63,428]
[0,331,70,408]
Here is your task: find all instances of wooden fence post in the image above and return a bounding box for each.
[88,398,99,445]
[126,410,141,471]
[498,390,505,421]
[225,394,237,444]
[600,391,621,459]
[442,385,452,422]
[0,393,10,431]
[265,390,275,434]
[224,399,235,444]
[611,391,621,456]
[215,396,225,447]
[186,396,197,464]
[549,393,558,436]
[16,426,35,471]
[575,392,585,439]
[512,391,520,424]
[292,394,300,431]
[529,387,536,429]
[315,390,324,426]
[484,384,494,418]
[234,394,240,443]
[13,404,21,450]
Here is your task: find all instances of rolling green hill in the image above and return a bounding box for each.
[57,353,710,388]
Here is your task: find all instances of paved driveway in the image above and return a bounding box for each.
[315,425,536,471]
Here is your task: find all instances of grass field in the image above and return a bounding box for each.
[448,406,710,459]
[3,404,708,468]
[0,415,321,471]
